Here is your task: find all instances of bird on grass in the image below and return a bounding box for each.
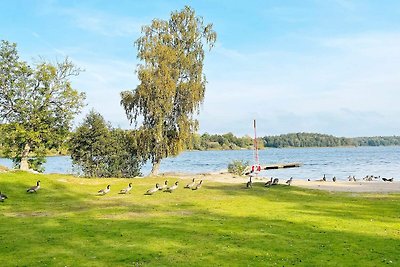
[246,177,252,188]
[27,181,40,193]
[0,191,8,202]
[286,177,293,186]
[192,180,203,190]
[272,178,279,185]
[145,183,159,195]
[164,181,179,193]
[265,177,273,187]
[98,185,111,195]
[158,180,168,191]
[119,183,132,194]
[184,178,195,189]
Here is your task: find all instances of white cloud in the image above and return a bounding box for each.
[36,1,143,37]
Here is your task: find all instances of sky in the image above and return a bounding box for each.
[1,0,400,137]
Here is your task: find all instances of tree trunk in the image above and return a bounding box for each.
[20,143,30,171]
[149,159,161,176]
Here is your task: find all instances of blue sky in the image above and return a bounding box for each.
[1,0,400,137]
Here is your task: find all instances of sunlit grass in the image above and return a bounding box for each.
[0,171,399,266]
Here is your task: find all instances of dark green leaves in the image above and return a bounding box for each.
[69,110,143,178]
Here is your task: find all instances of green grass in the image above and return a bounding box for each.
[0,172,399,266]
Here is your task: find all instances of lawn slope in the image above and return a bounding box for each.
[0,172,399,266]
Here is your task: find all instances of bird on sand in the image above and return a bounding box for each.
[286,177,293,186]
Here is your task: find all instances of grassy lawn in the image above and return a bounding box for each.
[0,171,399,266]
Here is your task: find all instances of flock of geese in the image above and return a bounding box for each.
[97,178,203,196]
[311,174,396,182]
[1,180,41,202]
[246,177,293,188]
[143,179,203,195]
[0,179,203,202]
[2,174,396,202]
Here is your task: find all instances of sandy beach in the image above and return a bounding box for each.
[161,171,400,193]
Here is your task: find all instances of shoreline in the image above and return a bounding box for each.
[163,171,400,193]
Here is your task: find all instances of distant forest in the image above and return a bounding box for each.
[1,128,400,157]
[190,132,400,150]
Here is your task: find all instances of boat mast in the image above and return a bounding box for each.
[253,119,259,167]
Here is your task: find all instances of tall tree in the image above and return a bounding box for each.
[120,6,216,175]
[0,40,85,171]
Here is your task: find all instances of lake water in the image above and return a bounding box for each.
[0,146,399,181]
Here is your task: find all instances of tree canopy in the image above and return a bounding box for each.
[120,6,216,175]
[0,40,85,171]
[69,110,143,178]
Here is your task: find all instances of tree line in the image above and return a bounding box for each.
[263,133,400,148]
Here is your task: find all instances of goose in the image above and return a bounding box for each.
[184,178,196,189]
[158,180,168,191]
[192,180,203,190]
[322,174,326,182]
[246,180,252,188]
[27,180,40,193]
[352,176,357,182]
[272,178,279,185]
[332,176,336,182]
[286,177,293,186]
[119,183,132,194]
[145,183,159,195]
[98,185,111,195]
[265,177,273,187]
[0,191,8,202]
[348,175,353,181]
[382,177,394,182]
[164,181,179,193]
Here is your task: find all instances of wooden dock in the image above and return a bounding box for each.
[263,162,302,170]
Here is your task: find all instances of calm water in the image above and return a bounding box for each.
[0,146,399,181]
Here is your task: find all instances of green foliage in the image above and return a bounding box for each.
[0,172,399,266]
[69,110,142,178]
[120,6,216,175]
[0,40,85,171]
[264,133,400,148]
[188,132,259,150]
[227,159,249,176]
[264,132,354,148]
[353,136,400,146]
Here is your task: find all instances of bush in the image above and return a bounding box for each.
[228,160,249,176]
[69,110,143,178]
